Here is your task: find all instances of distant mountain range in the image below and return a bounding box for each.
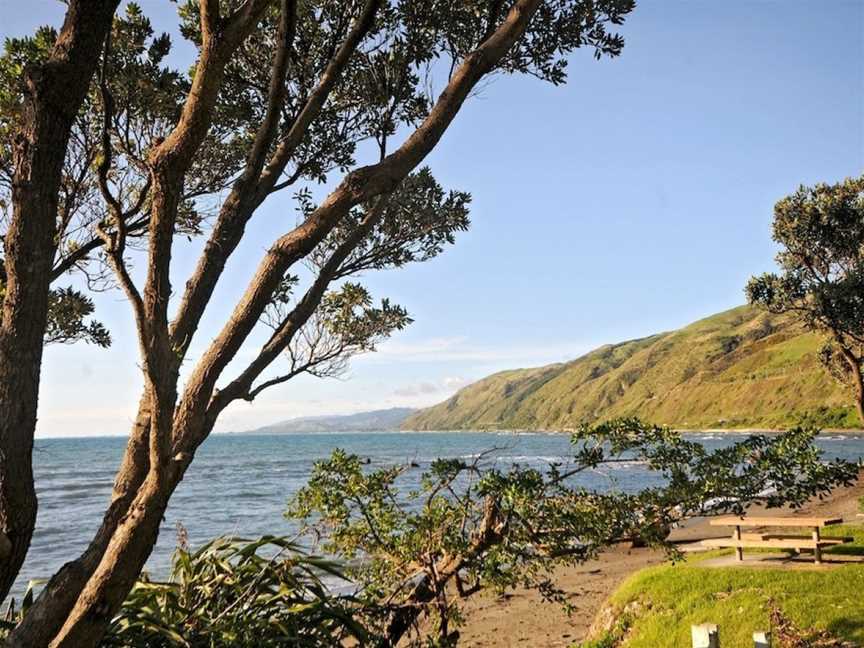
[249,407,416,434]
[403,305,859,431]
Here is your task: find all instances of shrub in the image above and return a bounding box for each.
[288,420,858,647]
[102,535,366,648]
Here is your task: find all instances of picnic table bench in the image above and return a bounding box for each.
[701,515,851,564]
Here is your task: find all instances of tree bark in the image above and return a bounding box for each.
[384,497,504,646]
[169,0,380,357]
[0,0,119,602]
[848,354,864,427]
[173,0,545,453]
[48,467,179,647]
[40,198,381,647]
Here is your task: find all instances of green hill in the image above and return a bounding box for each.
[403,305,860,431]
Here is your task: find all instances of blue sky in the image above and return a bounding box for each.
[3,1,862,437]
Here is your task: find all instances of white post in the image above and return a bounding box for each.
[753,631,771,647]
[692,623,720,648]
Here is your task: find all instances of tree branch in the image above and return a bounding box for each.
[200,0,221,43]
[169,0,381,356]
[94,33,146,330]
[175,0,543,445]
[205,196,389,421]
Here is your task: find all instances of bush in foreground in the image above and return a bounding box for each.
[3,536,366,648]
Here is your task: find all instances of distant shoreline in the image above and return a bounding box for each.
[400,426,864,436]
[34,426,864,441]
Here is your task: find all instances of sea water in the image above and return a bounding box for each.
[15,430,864,598]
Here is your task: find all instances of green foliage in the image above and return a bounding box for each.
[262,280,412,382]
[405,305,858,432]
[288,420,857,646]
[0,26,56,185]
[174,0,637,198]
[101,535,367,648]
[578,419,858,513]
[0,578,38,637]
[0,4,187,229]
[44,287,111,347]
[747,176,864,421]
[746,176,864,336]
[311,168,472,276]
[0,282,110,347]
[319,283,411,350]
[0,0,640,361]
[0,4,227,342]
[1,538,366,647]
[5,424,852,647]
[261,167,473,383]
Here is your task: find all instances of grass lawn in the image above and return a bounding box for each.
[580,525,864,647]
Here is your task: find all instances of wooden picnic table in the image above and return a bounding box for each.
[702,515,848,564]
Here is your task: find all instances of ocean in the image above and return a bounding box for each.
[15,430,864,598]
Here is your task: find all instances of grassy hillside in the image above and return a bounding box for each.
[403,305,860,431]
[252,408,415,433]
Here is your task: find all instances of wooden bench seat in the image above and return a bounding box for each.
[702,537,847,551]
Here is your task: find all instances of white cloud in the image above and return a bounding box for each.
[391,377,462,398]
[442,376,468,390]
[36,406,142,438]
[392,383,431,397]
[361,336,593,366]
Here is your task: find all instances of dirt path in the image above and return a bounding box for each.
[457,544,665,647]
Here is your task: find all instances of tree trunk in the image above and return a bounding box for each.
[49,471,175,647]
[5,398,151,647]
[852,361,864,428]
[8,3,271,642]
[48,424,203,648]
[0,0,119,602]
[384,498,503,646]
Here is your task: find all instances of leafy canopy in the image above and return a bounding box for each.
[747,176,864,419]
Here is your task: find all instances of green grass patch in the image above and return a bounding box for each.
[579,525,864,647]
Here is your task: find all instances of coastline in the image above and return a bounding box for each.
[400,426,864,436]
